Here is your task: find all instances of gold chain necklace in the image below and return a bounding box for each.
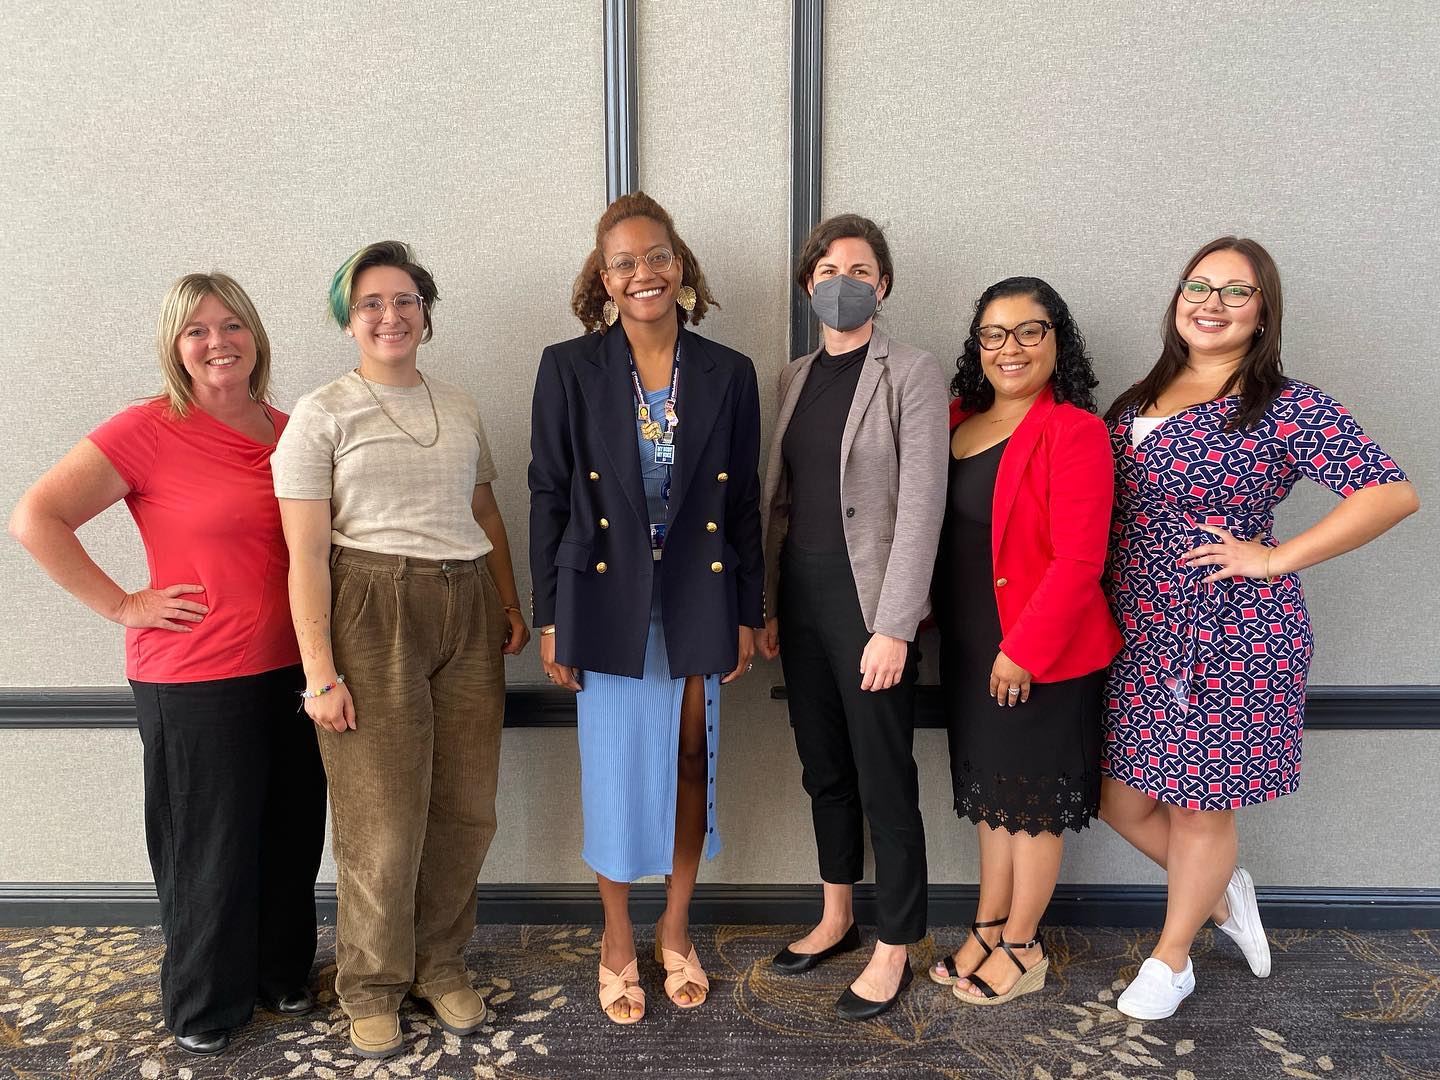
[355,369,440,448]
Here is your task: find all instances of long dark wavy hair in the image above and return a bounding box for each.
[1105,236,1284,431]
[951,276,1098,413]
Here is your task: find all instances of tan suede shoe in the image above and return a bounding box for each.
[349,1012,403,1059]
[419,986,488,1035]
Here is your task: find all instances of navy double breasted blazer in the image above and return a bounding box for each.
[528,325,764,678]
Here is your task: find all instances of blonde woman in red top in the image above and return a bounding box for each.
[9,274,325,1058]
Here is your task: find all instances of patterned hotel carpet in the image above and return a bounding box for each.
[1,924,1437,1079]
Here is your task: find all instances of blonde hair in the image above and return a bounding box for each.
[154,273,272,416]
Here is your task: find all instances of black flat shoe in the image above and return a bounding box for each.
[771,923,861,974]
[835,962,913,1020]
[174,1030,230,1056]
[262,987,316,1017]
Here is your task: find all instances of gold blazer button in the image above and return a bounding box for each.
[710,561,724,573]
[596,562,608,573]
[599,518,609,529]
[996,577,1008,587]
[589,471,600,481]
[716,471,728,482]
[706,521,718,533]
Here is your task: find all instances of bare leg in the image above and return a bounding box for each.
[1100,778,1231,924]
[787,881,855,954]
[597,875,639,1021]
[935,823,1010,989]
[1153,808,1236,972]
[850,940,911,1001]
[958,829,1062,998]
[658,676,708,1005]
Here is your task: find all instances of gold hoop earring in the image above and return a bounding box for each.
[602,299,619,327]
[676,285,697,312]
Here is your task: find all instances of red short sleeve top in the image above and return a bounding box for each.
[87,400,300,683]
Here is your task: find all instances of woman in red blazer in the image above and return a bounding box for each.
[929,277,1121,1007]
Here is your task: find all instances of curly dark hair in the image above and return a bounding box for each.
[570,191,717,333]
[950,276,1098,413]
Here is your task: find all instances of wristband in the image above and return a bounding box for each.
[503,605,523,617]
[301,675,346,699]
[540,625,557,636]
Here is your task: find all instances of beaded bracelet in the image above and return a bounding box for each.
[300,675,346,700]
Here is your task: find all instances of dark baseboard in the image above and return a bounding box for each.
[3,684,1438,731]
[2,882,1435,931]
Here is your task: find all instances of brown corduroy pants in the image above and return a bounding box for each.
[322,546,507,1019]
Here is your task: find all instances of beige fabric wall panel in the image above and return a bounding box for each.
[822,1,1437,683]
[635,1,792,426]
[1,0,605,686]
[5,722,1436,888]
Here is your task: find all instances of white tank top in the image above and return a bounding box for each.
[1130,415,1172,447]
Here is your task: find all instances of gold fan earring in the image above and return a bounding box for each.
[602,299,619,326]
[676,285,697,312]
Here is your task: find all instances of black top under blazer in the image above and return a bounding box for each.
[528,325,765,678]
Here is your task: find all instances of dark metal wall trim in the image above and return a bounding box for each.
[769,684,1440,731]
[3,685,1438,731]
[1,882,1435,931]
[789,0,824,359]
[0,686,581,730]
[603,0,638,203]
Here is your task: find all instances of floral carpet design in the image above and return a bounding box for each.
[0,923,1435,1078]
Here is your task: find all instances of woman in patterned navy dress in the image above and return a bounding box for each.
[1100,237,1418,1020]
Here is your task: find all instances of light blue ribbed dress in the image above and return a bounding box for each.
[575,384,722,882]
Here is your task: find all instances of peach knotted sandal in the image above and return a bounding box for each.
[597,957,645,1025]
[654,923,710,1009]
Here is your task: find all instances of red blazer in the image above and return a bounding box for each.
[948,391,1122,682]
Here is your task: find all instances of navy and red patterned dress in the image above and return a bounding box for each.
[1103,381,1407,809]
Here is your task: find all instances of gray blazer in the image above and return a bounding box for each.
[761,329,949,640]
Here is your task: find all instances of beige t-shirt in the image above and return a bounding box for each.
[272,371,499,560]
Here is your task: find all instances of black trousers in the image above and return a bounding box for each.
[778,546,928,944]
[131,664,326,1036]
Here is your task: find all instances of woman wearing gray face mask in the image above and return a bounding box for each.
[756,214,949,1019]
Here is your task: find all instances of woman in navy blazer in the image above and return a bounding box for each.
[929,277,1121,1007]
[528,192,763,1024]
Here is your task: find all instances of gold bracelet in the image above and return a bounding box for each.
[540,625,557,636]
[502,605,522,616]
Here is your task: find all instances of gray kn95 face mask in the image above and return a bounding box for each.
[809,275,878,332]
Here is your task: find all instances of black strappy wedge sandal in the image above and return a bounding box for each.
[928,916,1008,986]
[953,934,1049,1006]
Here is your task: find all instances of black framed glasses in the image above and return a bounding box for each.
[1179,280,1260,307]
[976,320,1054,351]
[352,293,424,322]
[605,248,675,278]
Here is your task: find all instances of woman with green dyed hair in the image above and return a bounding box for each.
[273,241,529,1060]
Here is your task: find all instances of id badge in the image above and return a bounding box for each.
[649,522,667,557]
[653,440,676,465]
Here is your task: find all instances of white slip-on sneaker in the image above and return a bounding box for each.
[1216,866,1272,978]
[1116,957,1196,1020]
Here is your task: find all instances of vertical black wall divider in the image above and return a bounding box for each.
[790,0,825,358]
[603,0,639,203]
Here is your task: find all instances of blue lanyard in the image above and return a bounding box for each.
[627,340,681,504]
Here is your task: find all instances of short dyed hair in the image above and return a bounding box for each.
[328,240,440,342]
[793,213,895,297]
[154,272,272,417]
[571,191,716,333]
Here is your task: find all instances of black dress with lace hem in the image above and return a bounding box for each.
[933,438,1103,837]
